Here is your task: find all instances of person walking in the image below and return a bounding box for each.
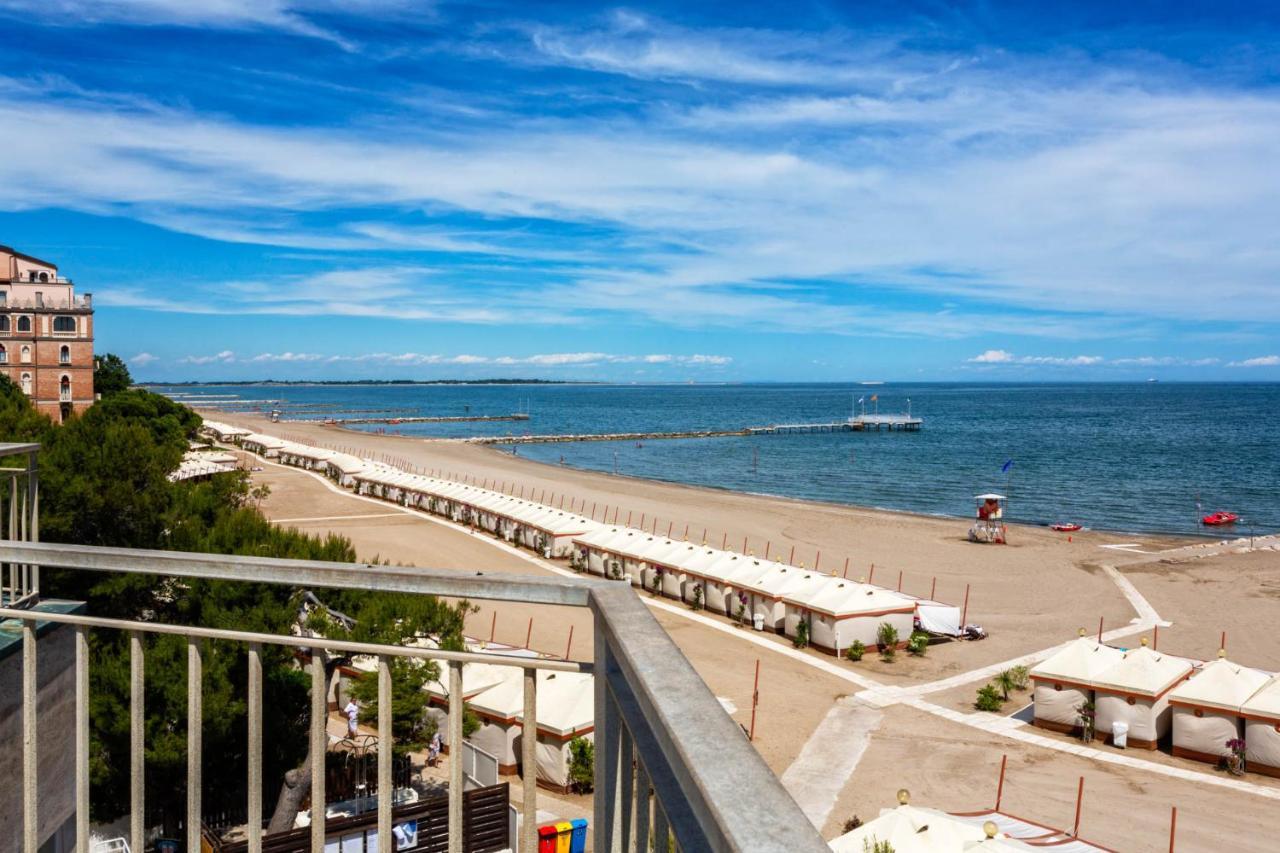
[344,696,359,739]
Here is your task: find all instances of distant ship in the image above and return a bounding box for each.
[860,381,885,385]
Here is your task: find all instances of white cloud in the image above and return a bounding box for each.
[1229,355,1280,367]
[129,352,158,366]
[969,349,1014,363]
[181,350,236,365]
[248,352,324,363]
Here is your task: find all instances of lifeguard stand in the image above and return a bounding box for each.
[968,493,1007,544]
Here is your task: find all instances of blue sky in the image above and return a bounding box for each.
[1,1,1278,382]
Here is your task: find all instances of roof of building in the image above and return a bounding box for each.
[1091,645,1193,698]
[0,245,58,269]
[1168,656,1271,714]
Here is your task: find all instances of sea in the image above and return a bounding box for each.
[157,382,1280,538]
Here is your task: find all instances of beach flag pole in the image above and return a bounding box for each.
[930,577,937,599]
[749,659,761,741]
[897,570,903,592]
[1221,631,1227,653]
[1169,806,1177,852]
[489,612,497,643]
[743,536,748,553]
[1154,625,1159,649]
[764,541,770,559]
[1072,777,1084,837]
[640,513,646,530]
[667,521,673,537]
[683,524,689,540]
[788,545,795,564]
[525,618,533,650]
[627,511,633,526]
[869,563,876,583]
[815,551,821,570]
[962,583,971,626]
[843,557,849,579]
[564,626,574,660]
[995,754,1007,810]
[652,518,657,534]
[722,532,728,549]
[1097,616,1104,643]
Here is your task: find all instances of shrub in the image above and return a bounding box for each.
[608,560,624,581]
[691,584,704,611]
[975,684,1004,712]
[862,839,894,853]
[907,631,930,656]
[877,622,899,661]
[567,736,595,793]
[842,815,864,833]
[793,617,810,649]
[650,570,662,596]
[994,669,1016,700]
[734,593,748,626]
[1009,665,1030,691]
[846,640,866,662]
[1076,699,1096,742]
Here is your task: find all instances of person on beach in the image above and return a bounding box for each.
[344,696,359,739]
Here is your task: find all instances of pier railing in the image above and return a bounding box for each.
[3,539,824,853]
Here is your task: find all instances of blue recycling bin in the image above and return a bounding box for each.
[569,818,588,853]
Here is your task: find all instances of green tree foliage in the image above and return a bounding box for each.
[0,382,469,827]
[93,352,133,396]
[567,736,595,793]
[975,684,1004,712]
[349,657,440,757]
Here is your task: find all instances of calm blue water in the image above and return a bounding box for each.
[158,382,1280,537]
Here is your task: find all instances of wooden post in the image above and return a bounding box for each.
[1221,630,1227,652]
[815,551,821,571]
[788,545,795,564]
[627,511,633,527]
[564,626,574,660]
[667,521,673,537]
[961,583,971,626]
[489,612,497,643]
[640,513,646,530]
[930,577,937,600]
[1098,616,1104,643]
[525,618,533,650]
[1072,776,1084,836]
[1169,806,1177,853]
[869,563,875,583]
[592,502,597,520]
[764,541,770,559]
[843,557,849,579]
[1154,625,1159,650]
[749,659,761,741]
[652,517,658,534]
[722,532,728,550]
[743,536,748,553]
[897,570,903,592]
[683,523,689,540]
[995,754,1007,810]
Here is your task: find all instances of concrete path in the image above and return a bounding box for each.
[780,697,883,830]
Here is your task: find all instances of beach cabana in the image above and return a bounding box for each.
[784,580,916,654]
[241,432,286,457]
[1029,638,1125,735]
[1241,675,1280,777]
[1168,654,1270,765]
[829,804,989,852]
[323,452,367,485]
[1091,643,1193,748]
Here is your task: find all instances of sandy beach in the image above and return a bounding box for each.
[215,411,1280,850]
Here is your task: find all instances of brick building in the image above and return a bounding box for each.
[0,245,95,422]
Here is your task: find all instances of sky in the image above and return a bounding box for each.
[1,1,1278,382]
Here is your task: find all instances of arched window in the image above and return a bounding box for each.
[0,316,8,333]
[53,316,75,333]
[0,344,7,364]
[20,345,31,363]
[20,373,31,395]
[60,375,71,400]
[60,345,70,364]
[17,316,31,333]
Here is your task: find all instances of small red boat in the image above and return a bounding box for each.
[1051,523,1082,532]
[1202,511,1239,526]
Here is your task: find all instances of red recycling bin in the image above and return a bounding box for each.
[537,823,560,853]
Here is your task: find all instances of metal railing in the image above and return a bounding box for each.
[0,443,39,608]
[3,539,823,853]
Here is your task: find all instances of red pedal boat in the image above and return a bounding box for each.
[1202,511,1239,526]
[1051,523,1082,532]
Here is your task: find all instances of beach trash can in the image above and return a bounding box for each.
[538,824,559,853]
[555,820,574,853]
[569,818,588,853]
[1112,721,1129,749]
[752,613,765,631]
[155,841,178,853]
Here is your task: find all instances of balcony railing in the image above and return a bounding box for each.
[2,539,823,853]
[0,296,93,311]
[0,443,39,609]
[60,389,72,402]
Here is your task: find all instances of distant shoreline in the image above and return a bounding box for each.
[139,379,596,387]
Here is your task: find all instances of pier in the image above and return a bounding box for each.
[467,415,922,445]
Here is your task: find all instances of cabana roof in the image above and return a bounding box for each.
[1241,674,1280,722]
[1029,638,1125,687]
[1168,657,1271,714]
[829,805,991,852]
[1091,645,1193,698]
[788,580,915,618]
[241,433,286,450]
[468,669,594,737]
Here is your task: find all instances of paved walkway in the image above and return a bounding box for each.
[780,697,883,830]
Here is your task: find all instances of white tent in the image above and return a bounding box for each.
[784,580,916,653]
[1241,675,1280,777]
[1169,656,1270,764]
[1091,644,1192,748]
[828,805,989,852]
[1029,638,1125,734]
[241,433,286,457]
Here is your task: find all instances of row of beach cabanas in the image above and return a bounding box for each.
[1030,636,1280,776]
[198,420,964,651]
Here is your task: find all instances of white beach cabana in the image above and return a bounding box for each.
[1090,642,1193,748]
[1029,637,1125,735]
[1241,675,1280,777]
[241,432,286,457]
[1168,654,1270,764]
[828,804,990,852]
[784,579,917,654]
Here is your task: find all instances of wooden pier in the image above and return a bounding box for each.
[466,415,922,445]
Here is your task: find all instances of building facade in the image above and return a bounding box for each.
[0,246,94,422]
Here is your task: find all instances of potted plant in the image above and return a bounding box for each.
[877,623,899,662]
[1075,699,1097,742]
[1226,737,1247,776]
[734,591,748,626]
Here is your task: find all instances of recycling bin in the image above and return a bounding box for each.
[569,818,589,853]
[538,823,559,853]
[555,820,574,853]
